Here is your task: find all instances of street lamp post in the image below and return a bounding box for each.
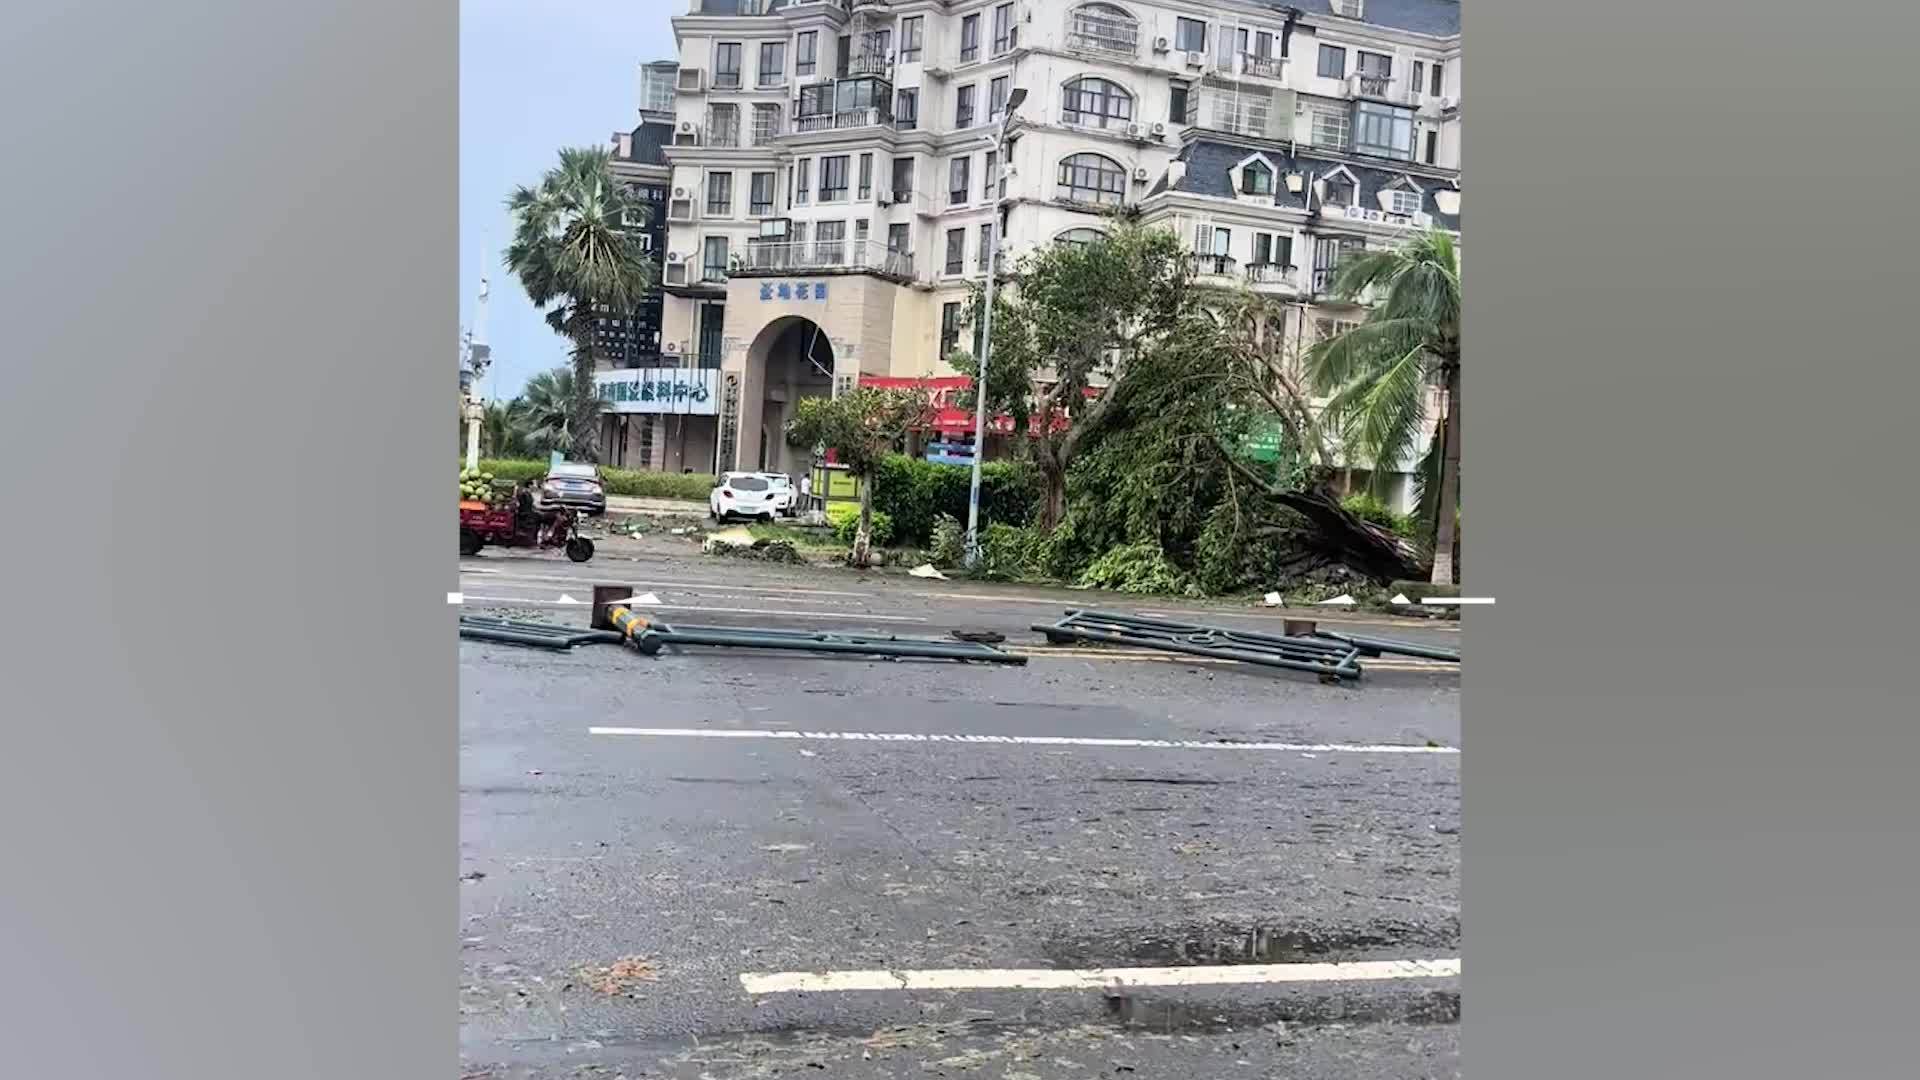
[964,88,1025,568]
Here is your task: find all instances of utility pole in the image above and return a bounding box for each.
[463,269,493,471]
[964,88,1025,568]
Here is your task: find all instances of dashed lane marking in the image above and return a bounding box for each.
[589,726,1458,755]
[740,957,1461,995]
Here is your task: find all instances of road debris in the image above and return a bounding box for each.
[909,563,949,579]
[603,605,1028,665]
[578,956,660,996]
[1032,609,1364,683]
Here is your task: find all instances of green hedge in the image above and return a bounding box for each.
[475,459,716,501]
[869,455,1042,546]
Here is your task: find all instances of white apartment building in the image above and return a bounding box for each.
[603,0,1460,506]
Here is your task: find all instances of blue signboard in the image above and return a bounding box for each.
[758,280,830,303]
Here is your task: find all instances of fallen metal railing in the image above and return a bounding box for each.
[458,616,625,650]
[1311,629,1460,664]
[1031,609,1365,682]
[605,605,1027,665]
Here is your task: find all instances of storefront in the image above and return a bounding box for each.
[595,367,721,474]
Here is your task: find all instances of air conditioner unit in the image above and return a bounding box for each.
[1132,167,1150,182]
[673,186,689,198]
[665,251,684,263]
[1363,209,1384,222]
[664,341,681,354]
[1150,121,1167,136]
[1125,122,1144,139]
[1184,51,1204,68]
[677,122,696,134]
[1152,37,1170,53]
[876,191,893,206]
[728,253,747,270]
[1440,95,1456,109]
[664,264,689,286]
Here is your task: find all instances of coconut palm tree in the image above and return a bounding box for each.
[1306,229,1461,585]
[481,399,529,459]
[515,368,577,457]
[502,147,655,463]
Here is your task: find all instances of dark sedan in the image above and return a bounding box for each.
[536,462,607,517]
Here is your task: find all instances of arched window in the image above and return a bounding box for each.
[1066,5,1140,58]
[1055,227,1107,249]
[1061,77,1135,129]
[1241,160,1274,196]
[1056,153,1127,206]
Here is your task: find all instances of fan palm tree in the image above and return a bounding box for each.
[1307,229,1461,584]
[481,399,529,460]
[515,368,577,457]
[503,147,655,463]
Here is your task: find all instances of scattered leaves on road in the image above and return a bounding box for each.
[578,955,660,995]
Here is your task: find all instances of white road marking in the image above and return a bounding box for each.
[589,727,1458,755]
[740,957,1460,995]
[457,595,924,622]
[459,570,872,598]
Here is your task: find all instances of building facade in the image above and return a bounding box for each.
[620,0,1460,503]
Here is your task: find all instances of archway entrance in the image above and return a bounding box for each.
[741,315,836,477]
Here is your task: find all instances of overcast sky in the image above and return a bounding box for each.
[460,0,678,402]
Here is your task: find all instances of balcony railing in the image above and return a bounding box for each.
[1240,53,1285,80]
[1352,73,1394,99]
[1191,254,1237,277]
[790,108,893,134]
[737,239,914,278]
[1245,263,1298,288]
[847,51,892,77]
[1065,14,1138,57]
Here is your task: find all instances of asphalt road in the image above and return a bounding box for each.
[458,547,1461,1078]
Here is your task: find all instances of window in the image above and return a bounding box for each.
[1068,5,1139,55]
[992,4,1016,55]
[714,42,742,88]
[796,31,818,77]
[949,156,971,205]
[1252,232,1273,266]
[1412,61,1425,95]
[1273,234,1294,267]
[819,155,850,201]
[752,103,782,144]
[708,103,741,146]
[1174,17,1207,53]
[1425,130,1439,165]
[749,172,775,216]
[1242,160,1274,196]
[956,84,976,128]
[940,301,963,359]
[896,88,919,130]
[900,17,923,62]
[1354,101,1415,160]
[1056,227,1105,249]
[989,76,1009,121]
[1431,61,1444,97]
[1317,44,1346,79]
[796,83,833,120]
[887,223,910,254]
[855,220,869,243]
[858,154,874,199]
[702,236,729,280]
[1057,153,1126,206]
[758,42,786,86]
[1320,175,1355,207]
[960,15,981,63]
[1357,51,1392,79]
[1169,81,1192,124]
[982,151,996,201]
[976,223,994,270]
[944,229,965,275]
[1254,31,1274,59]
[794,158,812,205]
[705,171,733,215]
[1061,76,1133,129]
[1387,188,1422,216]
[891,156,914,197]
[1311,106,1350,149]
[835,35,850,78]
[815,220,846,262]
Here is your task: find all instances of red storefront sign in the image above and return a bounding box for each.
[856,375,1087,436]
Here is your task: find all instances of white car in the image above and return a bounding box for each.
[755,473,797,517]
[709,472,781,522]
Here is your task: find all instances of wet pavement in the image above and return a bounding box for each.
[458,550,1461,1078]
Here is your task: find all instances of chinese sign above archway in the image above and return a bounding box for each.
[594,368,720,415]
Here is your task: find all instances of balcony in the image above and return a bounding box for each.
[1350,72,1399,101]
[735,239,915,280]
[789,108,895,134]
[1190,253,1238,281]
[1238,53,1285,81]
[1244,263,1299,291]
[1195,89,1284,140]
[847,50,892,78]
